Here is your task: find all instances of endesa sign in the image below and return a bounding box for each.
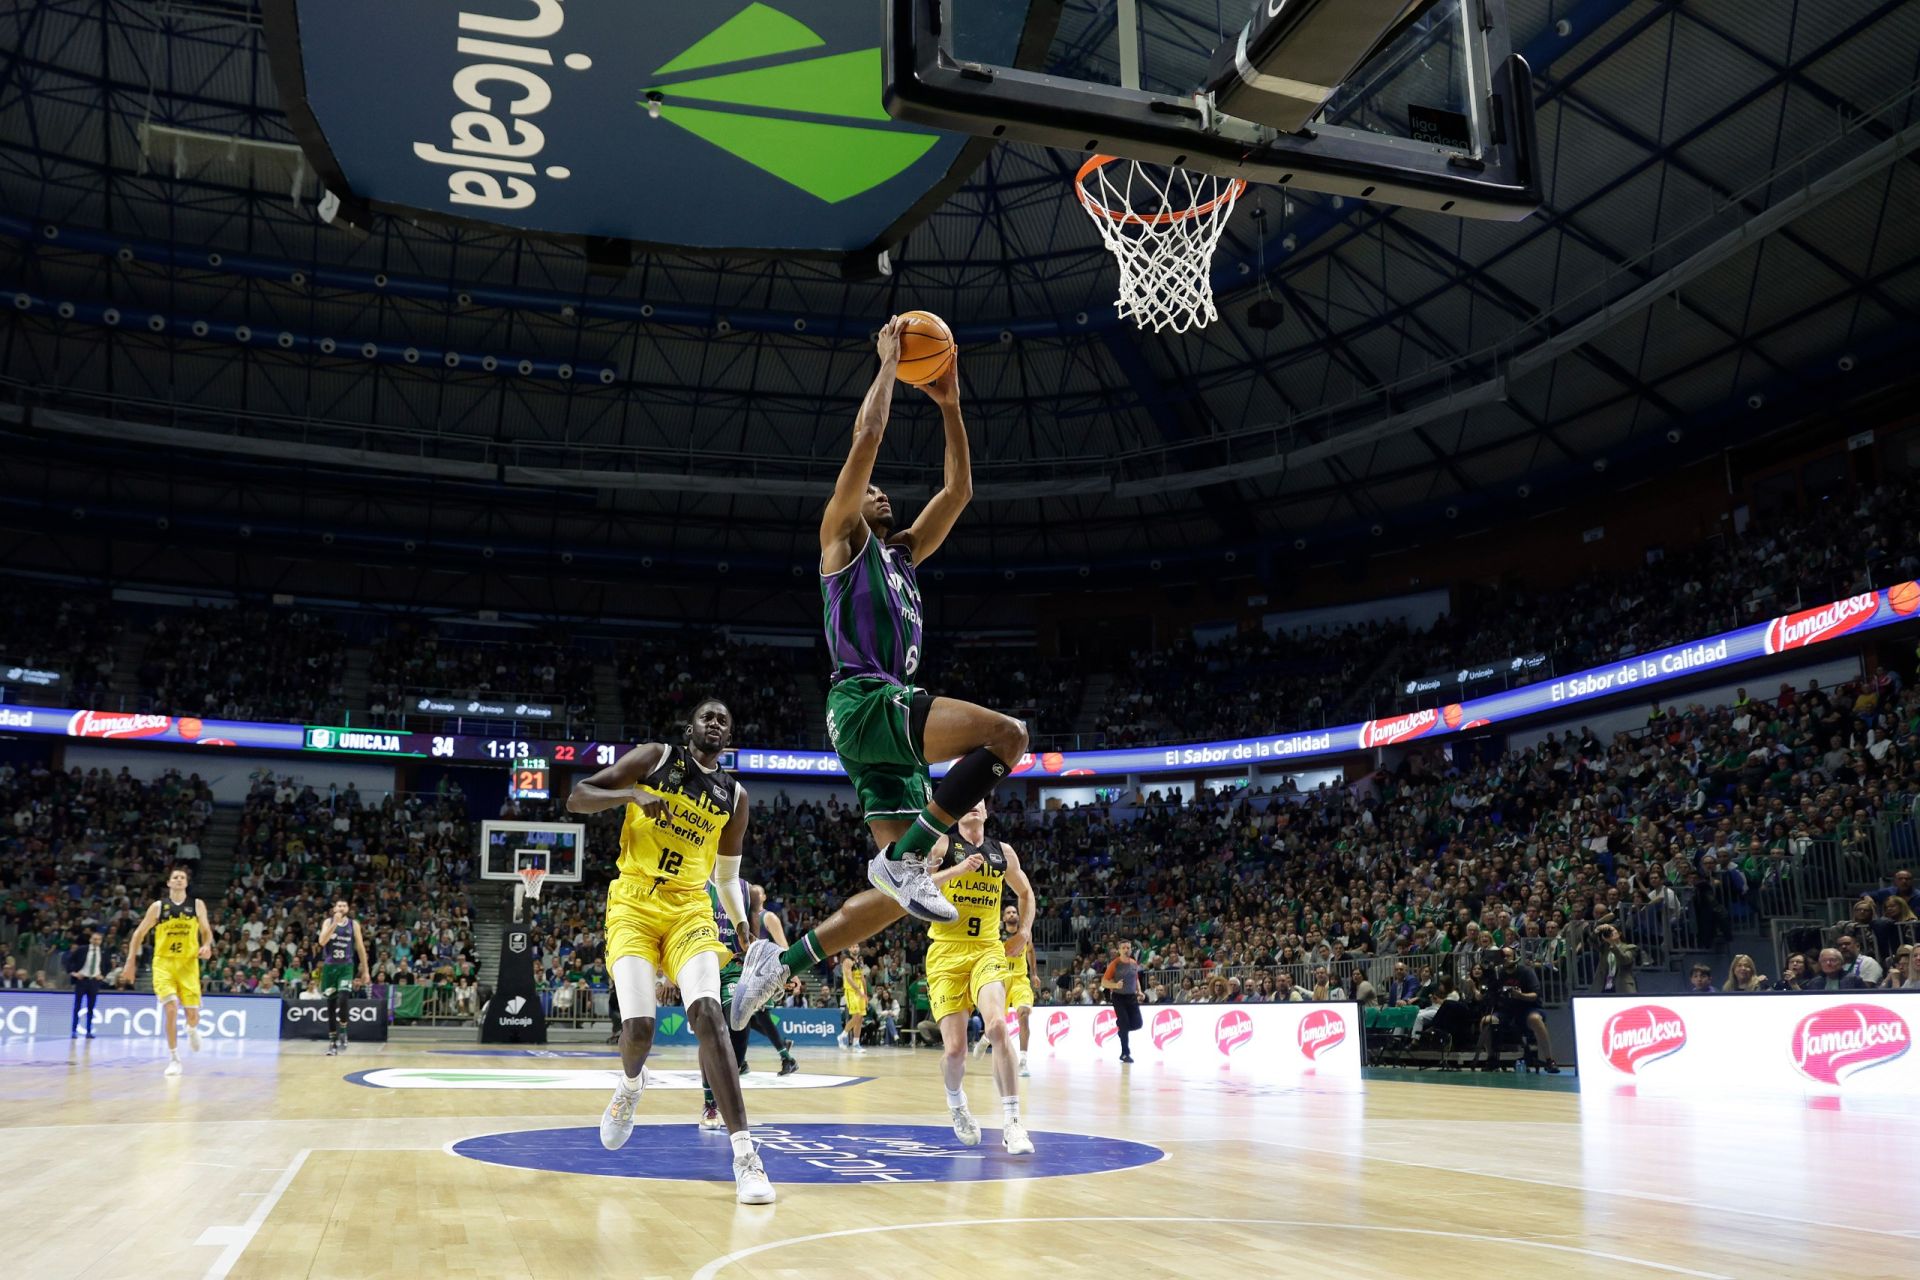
[1032,1002,1362,1077]
[280,997,389,1041]
[1573,993,1918,1096]
[0,991,282,1040]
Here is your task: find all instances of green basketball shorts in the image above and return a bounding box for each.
[824,675,932,821]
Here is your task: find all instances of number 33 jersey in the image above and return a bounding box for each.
[615,745,739,896]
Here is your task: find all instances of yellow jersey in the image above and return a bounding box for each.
[844,965,868,1005]
[616,746,738,898]
[153,897,200,966]
[927,835,1009,945]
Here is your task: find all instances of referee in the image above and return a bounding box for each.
[1101,939,1144,1064]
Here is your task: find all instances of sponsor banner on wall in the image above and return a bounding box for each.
[642,1005,842,1049]
[1572,992,1918,1095]
[1029,1001,1362,1077]
[3,583,1914,778]
[280,997,389,1041]
[0,991,282,1040]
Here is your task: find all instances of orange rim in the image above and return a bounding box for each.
[1074,154,1247,227]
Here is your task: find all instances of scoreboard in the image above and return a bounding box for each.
[508,755,551,801]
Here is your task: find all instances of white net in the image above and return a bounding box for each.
[1075,156,1246,333]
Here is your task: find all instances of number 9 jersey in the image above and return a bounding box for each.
[605,746,740,984]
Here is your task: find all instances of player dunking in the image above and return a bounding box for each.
[566,698,775,1204]
[837,952,868,1053]
[700,879,797,1131]
[316,898,370,1055]
[732,319,1030,1028]
[924,801,1035,1152]
[120,866,212,1077]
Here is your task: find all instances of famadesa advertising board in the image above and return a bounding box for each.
[1033,1002,1362,1078]
[1573,992,1917,1096]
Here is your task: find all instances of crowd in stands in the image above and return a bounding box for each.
[135,606,349,722]
[365,622,595,722]
[940,647,1084,740]
[206,773,482,999]
[1099,623,1402,745]
[0,760,212,972]
[617,634,810,746]
[0,587,120,707]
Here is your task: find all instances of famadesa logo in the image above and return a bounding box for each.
[1764,592,1879,654]
[1297,1008,1345,1061]
[1152,1008,1183,1050]
[1358,708,1439,750]
[1601,1004,1687,1075]
[1093,1007,1118,1046]
[66,710,171,740]
[1215,1009,1253,1056]
[641,3,940,203]
[1045,1010,1071,1047]
[1791,1003,1910,1085]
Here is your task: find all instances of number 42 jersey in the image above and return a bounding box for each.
[616,746,739,896]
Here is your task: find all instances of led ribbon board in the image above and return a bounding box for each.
[263,0,1052,259]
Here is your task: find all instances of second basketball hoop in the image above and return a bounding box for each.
[1075,155,1246,334]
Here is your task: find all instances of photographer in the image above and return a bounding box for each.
[1479,946,1561,1074]
[1573,919,1638,994]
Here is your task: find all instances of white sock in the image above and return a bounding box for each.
[729,1130,754,1159]
[945,1086,966,1109]
[1001,1096,1020,1124]
[621,1072,643,1091]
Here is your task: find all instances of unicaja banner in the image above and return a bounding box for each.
[1030,1002,1362,1077]
[1572,992,1918,1096]
[261,0,1051,259]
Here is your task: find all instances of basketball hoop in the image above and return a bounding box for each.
[515,866,546,904]
[1075,155,1246,333]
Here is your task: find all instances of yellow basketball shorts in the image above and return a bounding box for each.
[845,992,868,1018]
[926,941,1015,1021]
[604,878,730,986]
[1005,969,1036,1011]
[152,961,201,1007]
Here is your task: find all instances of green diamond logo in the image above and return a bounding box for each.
[644,3,940,203]
[659,1012,686,1037]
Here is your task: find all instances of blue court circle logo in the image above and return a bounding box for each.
[451,1123,1164,1185]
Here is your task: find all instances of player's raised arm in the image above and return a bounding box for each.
[567,743,670,815]
[821,317,906,563]
[712,781,751,936]
[894,357,971,566]
[121,902,159,985]
[1002,844,1035,958]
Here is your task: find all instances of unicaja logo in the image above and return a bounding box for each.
[1601,1005,1687,1074]
[1151,1008,1184,1050]
[504,996,525,1015]
[1791,1003,1910,1085]
[1093,1007,1118,1046]
[1296,1008,1345,1061]
[1764,592,1879,654]
[1045,1010,1071,1047]
[1215,1009,1253,1056]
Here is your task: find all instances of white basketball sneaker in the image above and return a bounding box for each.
[600,1081,641,1150]
[729,938,789,1032]
[700,1103,724,1131]
[867,848,959,923]
[1018,1052,1031,1077]
[1002,1121,1035,1155]
[733,1149,776,1204]
[836,1029,849,1049]
[189,1022,202,1052]
[163,1057,182,1077]
[950,1104,981,1146]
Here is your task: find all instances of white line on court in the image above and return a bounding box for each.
[199,1147,310,1279]
[687,1217,1736,1280]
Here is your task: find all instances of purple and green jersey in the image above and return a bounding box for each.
[822,528,924,684]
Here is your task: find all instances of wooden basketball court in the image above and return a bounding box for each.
[3,1035,1910,1279]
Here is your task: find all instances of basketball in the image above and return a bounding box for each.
[1890,581,1920,615]
[894,310,956,386]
